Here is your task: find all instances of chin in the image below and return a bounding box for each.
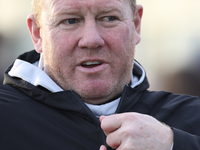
[75,82,122,104]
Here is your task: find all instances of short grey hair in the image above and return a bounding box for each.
[31,0,136,23]
[31,0,43,24]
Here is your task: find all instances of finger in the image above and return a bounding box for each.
[106,130,121,149]
[100,114,122,135]
[99,145,107,150]
[99,115,106,123]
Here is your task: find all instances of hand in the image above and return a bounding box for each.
[99,113,173,150]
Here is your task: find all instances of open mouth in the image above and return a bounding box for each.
[81,61,103,68]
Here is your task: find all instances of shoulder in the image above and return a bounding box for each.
[142,90,200,132]
[0,84,26,100]
[0,84,32,112]
[140,90,200,108]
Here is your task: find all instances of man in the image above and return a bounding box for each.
[0,0,200,149]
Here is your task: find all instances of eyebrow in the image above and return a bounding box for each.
[54,8,80,16]
[51,8,80,24]
[53,4,122,18]
[96,4,123,13]
[99,8,122,15]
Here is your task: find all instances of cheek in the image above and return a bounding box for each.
[46,31,79,60]
[106,25,135,56]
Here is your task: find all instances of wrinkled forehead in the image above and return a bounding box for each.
[44,0,133,14]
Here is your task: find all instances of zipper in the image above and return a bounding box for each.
[115,84,129,113]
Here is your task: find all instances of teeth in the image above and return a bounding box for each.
[82,61,102,66]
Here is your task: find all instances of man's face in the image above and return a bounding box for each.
[37,0,142,104]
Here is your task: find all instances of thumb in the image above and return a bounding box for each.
[99,145,107,150]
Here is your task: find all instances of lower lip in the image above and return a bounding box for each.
[77,63,108,74]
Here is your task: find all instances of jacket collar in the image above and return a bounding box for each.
[4,50,149,96]
[3,50,149,118]
[7,52,146,92]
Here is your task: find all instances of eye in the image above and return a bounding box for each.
[63,18,78,24]
[102,16,118,22]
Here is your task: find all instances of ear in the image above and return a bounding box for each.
[133,5,143,45]
[27,14,43,53]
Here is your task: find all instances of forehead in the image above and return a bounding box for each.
[45,0,131,15]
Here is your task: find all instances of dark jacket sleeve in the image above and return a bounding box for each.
[141,92,200,150]
[173,128,200,150]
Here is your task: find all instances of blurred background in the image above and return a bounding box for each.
[0,0,200,96]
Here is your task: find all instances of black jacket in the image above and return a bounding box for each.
[0,50,200,150]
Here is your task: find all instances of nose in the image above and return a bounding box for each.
[78,20,105,49]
